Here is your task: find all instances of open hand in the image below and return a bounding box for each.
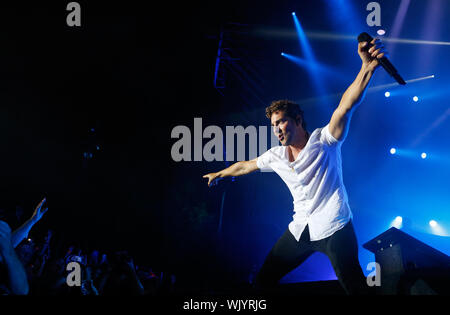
[202,173,223,187]
[31,198,49,223]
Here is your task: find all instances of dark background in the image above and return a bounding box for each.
[0,1,252,288]
[0,1,448,292]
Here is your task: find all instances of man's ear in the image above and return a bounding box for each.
[295,115,302,126]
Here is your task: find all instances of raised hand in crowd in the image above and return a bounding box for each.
[11,198,49,248]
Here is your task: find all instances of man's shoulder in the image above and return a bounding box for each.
[308,125,326,141]
[265,145,285,156]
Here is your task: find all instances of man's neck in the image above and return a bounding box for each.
[288,133,309,162]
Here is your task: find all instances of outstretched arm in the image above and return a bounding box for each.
[11,198,48,248]
[329,38,387,141]
[203,158,258,187]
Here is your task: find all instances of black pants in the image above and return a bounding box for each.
[254,221,369,295]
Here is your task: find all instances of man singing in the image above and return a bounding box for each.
[203,38,386,294]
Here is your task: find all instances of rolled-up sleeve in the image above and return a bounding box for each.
[320,124,343,146]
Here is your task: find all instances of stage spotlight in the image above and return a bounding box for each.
[393,216,403,229]
[421,152,427,159]
[385,91,390,97]
[281,52,285,56]
[390,148,396,154]
[428,220,447,236]
[377,29,386,36]
[292,12,296,16]
[413,96,419,102]
[391,216,403,229]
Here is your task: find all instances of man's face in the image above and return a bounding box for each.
[271,110,301,146]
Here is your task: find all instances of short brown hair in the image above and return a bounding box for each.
[265,99,306,130]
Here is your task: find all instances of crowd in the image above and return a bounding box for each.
[0,198,176,295]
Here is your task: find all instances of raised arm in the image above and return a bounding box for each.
[11,198,48,248]
[203,158,259,187]
[329,38,386,141]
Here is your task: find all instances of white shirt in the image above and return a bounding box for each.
[256,124,352,241]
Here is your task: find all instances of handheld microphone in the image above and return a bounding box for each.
[357,32,406,85]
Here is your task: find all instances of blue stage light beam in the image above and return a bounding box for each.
[387,148,434,161]
[304,32,450,46]
[386,148,417,159]
[367,75,435,93]
[291,13,327,105]
[294,75,435,106]
[411,107,450,148]
[253,29,450,46]
[323,0,364,34]
[292,13,315,65]
[387,0,411,56]
[281,53,348,81]
[429,220,448,237]
[417,0,446,74]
